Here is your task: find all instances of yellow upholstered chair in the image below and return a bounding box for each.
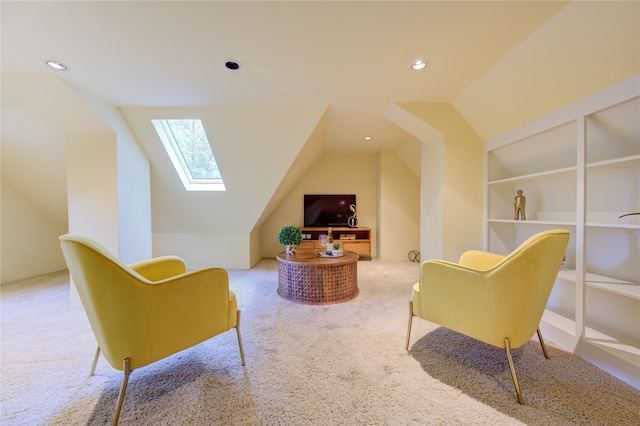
[59,234,245,425]
[405,229,570,404]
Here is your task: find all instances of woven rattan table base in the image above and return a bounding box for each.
[276,251,359,304]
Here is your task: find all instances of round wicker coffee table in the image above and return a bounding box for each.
[276,251,359,304]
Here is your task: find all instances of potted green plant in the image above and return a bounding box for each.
[278,225,303,255]
[332,241,343,255]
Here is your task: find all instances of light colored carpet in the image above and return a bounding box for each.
[2,259,639,425]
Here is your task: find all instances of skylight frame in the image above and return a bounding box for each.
[152,119,226,192]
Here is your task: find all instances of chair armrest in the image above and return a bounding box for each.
[144,267,234,365]
[458,250,505,270]
[128,256,187,281]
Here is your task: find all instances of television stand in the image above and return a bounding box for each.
[298,227,371,259]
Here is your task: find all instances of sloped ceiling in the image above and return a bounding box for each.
[122,105,328,233]
[2,1,639,239]
[452,1,640,140]
[2,1,569,150]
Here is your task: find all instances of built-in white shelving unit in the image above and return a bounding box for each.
[484,75,640,389]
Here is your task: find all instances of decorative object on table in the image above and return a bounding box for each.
[347,203,358,228]
[278,225,303,255]
[317,251,346,258]
[514,189,526,220]
[332,241,343,256]
[318,234,328,255]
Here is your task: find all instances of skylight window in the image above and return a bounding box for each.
[152,119,225,191]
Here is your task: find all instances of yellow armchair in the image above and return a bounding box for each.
[405,229,570,404]
[59,234,245,425]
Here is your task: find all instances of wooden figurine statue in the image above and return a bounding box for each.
[347,203,358,228]
[514,190,526,220]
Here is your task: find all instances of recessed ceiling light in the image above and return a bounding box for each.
[224,60,241,70]
[45,60,68,71]
[411,60,427,71]
[364,136,372,141]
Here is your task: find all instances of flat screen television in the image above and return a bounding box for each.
[304,194,356,227]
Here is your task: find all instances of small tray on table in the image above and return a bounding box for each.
[316,251,345,258]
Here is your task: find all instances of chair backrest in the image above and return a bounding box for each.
[59,234,155,370]
[486,229,570,348]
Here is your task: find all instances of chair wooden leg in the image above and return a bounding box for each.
[405,301,414,350]
[537,327,551,359]
[112,358,131,426]
[89,346,100,377]
[504,337,524,405]
[236,310,246,366]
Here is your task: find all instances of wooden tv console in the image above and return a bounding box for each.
[298,227,371,259]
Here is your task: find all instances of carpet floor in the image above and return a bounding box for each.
[1,259,639,425]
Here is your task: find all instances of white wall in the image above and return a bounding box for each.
[377,150,420,261]
[439,106,485,260]
[69,84,152,263]
[66,134,120,255]
[1,100,69,283]
[1,76,152,284]
[65,109,152,266]
[386,103,485,261]
[0,181,67,282]
[153,232,249,270]
[116,135,151,263]
[420,136,445,261]
[249,228,263,267]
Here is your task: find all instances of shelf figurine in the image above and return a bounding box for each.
[514,190,526,220]
[347,203,358,228]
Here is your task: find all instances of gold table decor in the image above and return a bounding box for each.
[276,251,359,304]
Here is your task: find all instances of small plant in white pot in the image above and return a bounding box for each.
[278,225,303,255]
[332,241,343,255]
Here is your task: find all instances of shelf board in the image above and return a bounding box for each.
[586,222,640,230]
[586,273,640,300]
[488,166,577,185]
[557,269,577,283]
[554,269,639,299]
[584,327,640,367]
[488,219,576,226]
[488,219,640,229]
[542,309,640,367]
[586,154,640,170]
[542,309,575,335]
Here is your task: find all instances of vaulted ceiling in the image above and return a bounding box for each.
[3,1,569,149]
[2,1,638,238]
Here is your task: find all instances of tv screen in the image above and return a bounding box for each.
[304,194,356,227]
